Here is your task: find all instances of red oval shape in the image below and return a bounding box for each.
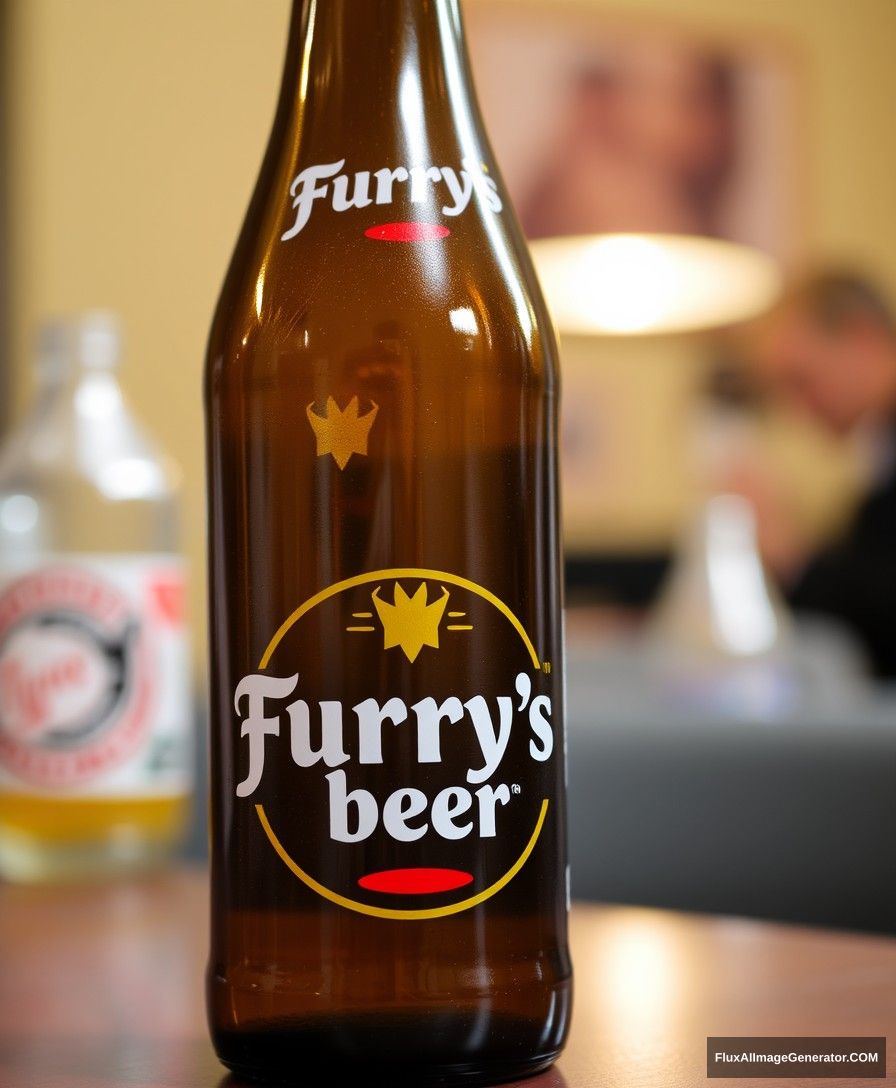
[364,222,451,242]
[358,867,474,895]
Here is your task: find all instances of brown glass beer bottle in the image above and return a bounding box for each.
[205,1,571,1083]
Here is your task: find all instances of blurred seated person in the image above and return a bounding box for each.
[746,271,896,678]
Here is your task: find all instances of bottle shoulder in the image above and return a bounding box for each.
[0,377,181,503]
[207,134,558,374]
[208,212,558,390]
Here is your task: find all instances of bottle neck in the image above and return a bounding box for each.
[26,313,123,412]
[276,0,480,162]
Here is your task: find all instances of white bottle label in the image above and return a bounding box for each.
[0,555,191,797]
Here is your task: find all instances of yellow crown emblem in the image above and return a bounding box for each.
[372,582,449,663]
[307,396,379,470]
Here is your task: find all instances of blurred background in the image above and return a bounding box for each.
[1,0,894,933]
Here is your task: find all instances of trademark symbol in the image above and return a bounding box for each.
[542,661,552,674]
[511,783,522,795]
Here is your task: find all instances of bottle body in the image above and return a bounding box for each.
[0,316,192,880]
[206,2,570,1082]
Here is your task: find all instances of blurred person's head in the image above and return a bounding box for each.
[752,271,896,434]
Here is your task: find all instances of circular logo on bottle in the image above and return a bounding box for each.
[0,566,152,788]
[236,568,558,920]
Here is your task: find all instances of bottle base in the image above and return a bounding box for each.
[217,1041,559,1087]
[220,1055,558,1087]
[212,1008,568,1088]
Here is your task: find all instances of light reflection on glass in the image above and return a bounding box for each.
[255,266,266,321]
[74,375,122,419]
[705,495,778,656]
[0,494,39,535]
[97,457,167,501]
[449,306,479,337]
[435,1,535,341]
[398,62,449,293]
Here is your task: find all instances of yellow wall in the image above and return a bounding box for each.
[7,0,896,653]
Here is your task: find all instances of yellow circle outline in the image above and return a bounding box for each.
[258,567,541,670]
[256,798,549,920]
[255,567,545,919]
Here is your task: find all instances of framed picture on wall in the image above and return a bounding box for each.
[466,1,805,262]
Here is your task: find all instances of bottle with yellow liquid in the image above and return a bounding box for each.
[0,313,191,880]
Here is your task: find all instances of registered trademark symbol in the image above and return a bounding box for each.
[542,661,552,674]
[511,783,522,795]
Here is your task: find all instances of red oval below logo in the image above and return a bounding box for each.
[364,222,451,242]
[358,867,474,895]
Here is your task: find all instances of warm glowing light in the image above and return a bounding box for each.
[590,911,689,1050]
[530,233,781,335]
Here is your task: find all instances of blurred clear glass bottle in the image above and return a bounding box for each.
[0,313,191,880]
[648,374,799,720]
[649,493,798,719]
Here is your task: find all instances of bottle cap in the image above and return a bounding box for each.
[75,311,122,370]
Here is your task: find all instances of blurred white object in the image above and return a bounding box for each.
[0,319,68,481]
[0,313,191,880]
[649,494,798,719]
[530,233,781,335]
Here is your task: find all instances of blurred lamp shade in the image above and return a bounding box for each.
[530,233,782,336]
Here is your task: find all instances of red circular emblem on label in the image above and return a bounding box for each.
[0,567,152,789]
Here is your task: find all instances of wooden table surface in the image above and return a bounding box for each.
[1,868,893,1088]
